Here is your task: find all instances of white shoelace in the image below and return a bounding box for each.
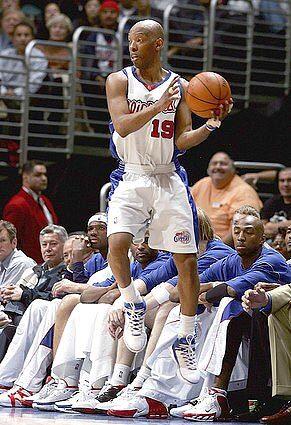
[116,385,137,400]
[125,304,145,336]
[176,335,197,370]
[36,381,57,399]
[98,381,112,398]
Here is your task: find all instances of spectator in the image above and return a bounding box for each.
[35,2,61,39]
[191,152,263,244]
[261,168,291,240]
[73,0,100,30]
[0,224,67,360]
[0,220,35,288]
[242,283,291,425]
[0,9,24,52]
[271,227,289,260]
[119,0,137,20]
[3,160,58,263]
[0,20,47,98]
[40,13,73,134]
[0,0,20,14]
[82,0,119,131]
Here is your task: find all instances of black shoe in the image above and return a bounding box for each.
[234,401,282,423]
[97,382,125,403]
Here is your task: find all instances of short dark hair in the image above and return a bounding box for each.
[21,160,46,176]
[13,19,36,37]
[0,220,17,242]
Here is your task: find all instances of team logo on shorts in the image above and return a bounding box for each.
[174,230,191,244]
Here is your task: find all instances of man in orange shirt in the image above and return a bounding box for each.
[191,152,262,244]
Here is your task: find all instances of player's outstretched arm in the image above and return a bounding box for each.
[106,72,180,138]
[175,80,227,151]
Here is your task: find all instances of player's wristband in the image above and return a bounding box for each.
[205,118,221,132]
[151,282,170,305]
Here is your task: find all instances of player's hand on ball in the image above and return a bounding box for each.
[212,98,233,121]
[157,76,180,112]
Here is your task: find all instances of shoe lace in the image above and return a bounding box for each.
[125,303,145,336]
[117,385,137,400]
[98,381,112,398]
[176,334,197,370]
[37,380,57,398]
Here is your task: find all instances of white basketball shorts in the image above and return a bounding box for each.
[107,165,197,254]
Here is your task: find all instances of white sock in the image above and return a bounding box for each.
[119,283,143,304]
[110,364,131,386]
[131,365,151,388]
[91,376,107,390]
[179,314,196,337]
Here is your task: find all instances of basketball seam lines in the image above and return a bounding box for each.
[214,73,222,103]
[186,90,218,106]
[195,74,221,101]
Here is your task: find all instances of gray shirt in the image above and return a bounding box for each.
[0,249,36,287]
[0,47,48,96]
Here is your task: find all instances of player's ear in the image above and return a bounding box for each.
[156,37,164,52]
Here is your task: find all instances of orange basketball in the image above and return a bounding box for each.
[185,72,231,118]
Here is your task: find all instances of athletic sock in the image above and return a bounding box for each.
[91,377,107,390]
[110,364,131,386]
[178,314,196,337]
[131,365,151,388]
[119,283,143,304]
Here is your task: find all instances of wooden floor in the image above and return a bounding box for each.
[0,407,255,425]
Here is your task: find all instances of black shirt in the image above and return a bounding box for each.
[261,195,291,221]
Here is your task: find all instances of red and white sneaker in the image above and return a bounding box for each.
[108,394,168,418]
[22,378,57,408]
[170,388,208,418]
[0,384,12,394]
[0,386,33,407]
[183,388,231,421]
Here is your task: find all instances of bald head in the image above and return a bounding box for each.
[129,19,164,41]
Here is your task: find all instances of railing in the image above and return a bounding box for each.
[72,26,122,146]
[0,0,289,168]
[0,52,26,167]
[234,161,285,200]
[251,0,291,97]
[163,3,209,76]
[20,40,75,165]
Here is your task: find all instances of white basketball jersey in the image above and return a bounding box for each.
[111,66,182,166]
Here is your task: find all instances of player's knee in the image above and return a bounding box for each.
[108,235,131,258]
[173,253,197,273]
[57,294,80,315]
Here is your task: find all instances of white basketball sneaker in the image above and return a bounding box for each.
[172,331,200,384]
[23,378,57,408]
[123,301,147,353]
[0,386,33,407]
[183,388,231,421]
[33,380,78,411]
[107,394,168,418]
[170,388,208,418]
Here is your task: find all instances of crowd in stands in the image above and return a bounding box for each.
[0,0,289,165]
[0,159,290,424]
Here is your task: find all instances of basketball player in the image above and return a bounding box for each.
[106,19,231,380]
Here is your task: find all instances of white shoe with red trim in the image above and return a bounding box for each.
[0,386,33,407]
[107,394,168,418]
[170,388,208,418]
[183,388,231,421]
[23,378,58,408]
[33,380,78,411]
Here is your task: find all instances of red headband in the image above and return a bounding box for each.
[99,0,119,13]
